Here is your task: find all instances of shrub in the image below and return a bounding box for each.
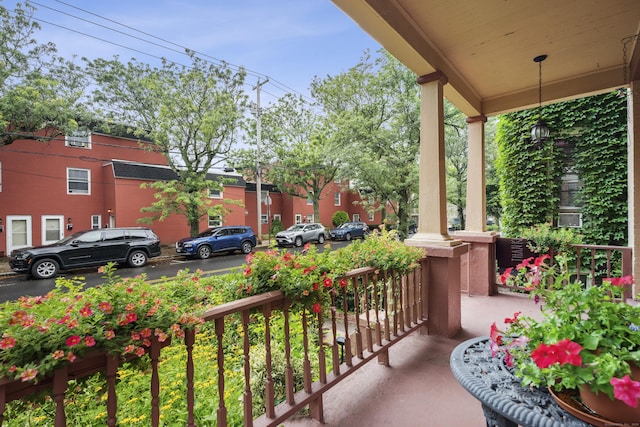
[332,211,349,227]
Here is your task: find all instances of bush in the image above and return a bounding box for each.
[270,217,284,235]
[332,211,349,227]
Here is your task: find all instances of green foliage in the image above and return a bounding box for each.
[332,211,349,227]
[496,91,627,244]
[519,223,582,255]
[270,217,284,235]
[86,55,248,234]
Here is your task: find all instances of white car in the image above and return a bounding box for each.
[276,223,326,247]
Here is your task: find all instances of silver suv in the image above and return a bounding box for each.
[276,223,326,247]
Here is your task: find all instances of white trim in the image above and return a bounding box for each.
[67,167,91,195]
[41,215,64,245]
[7,215,32,253]
[91,215,102,229]
[65,131,91,149]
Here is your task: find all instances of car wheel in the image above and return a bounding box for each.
[294,236,303,247]
[197,245,211,259]
[240,241,253,254]
[345,232,352,241]
[31,258,59,279]
[128,250,148,267]
[317,234,325,244]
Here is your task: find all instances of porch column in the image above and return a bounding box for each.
[629,80,640,298]
[406,71,467,337]
[454,115,498,296]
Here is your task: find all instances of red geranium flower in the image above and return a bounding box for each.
[312,303,322,313]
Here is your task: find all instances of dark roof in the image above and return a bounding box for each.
[111,161,246,187]
[245,182,281,193]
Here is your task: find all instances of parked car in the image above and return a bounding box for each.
[276,223,326,247]
[8,228,161,280]
[329,221,369,241]
[175,226,257,259]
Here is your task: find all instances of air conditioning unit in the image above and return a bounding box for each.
[558,213,582,228]
[68,138,87,147]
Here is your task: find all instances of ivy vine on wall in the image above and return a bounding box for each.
[495,91,627,245]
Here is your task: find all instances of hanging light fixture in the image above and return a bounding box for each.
[531,54,550,143]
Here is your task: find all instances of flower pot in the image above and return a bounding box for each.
[578,363,640,424]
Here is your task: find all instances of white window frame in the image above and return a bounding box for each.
[352,214,361,222]
[41,215,64,245]
[306,197,313,205]
[273,214,281,222]
[91,215,102,229]
[368,212,375,222]
[295,214,302,224]
[209,188,223,199]
[558,213,583,228]
[65,130,91,149]
[208,215,222,227]
[306,214,314,223]
[261,214,268,224]
[334,192,341,206]
[7,215,32,253]
[67,168,90,195]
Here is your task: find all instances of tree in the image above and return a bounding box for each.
[0,3,90,146]
[311,50,420,238]
[444,100,468,229]
[233,93,338,224]
[86,54,249,236]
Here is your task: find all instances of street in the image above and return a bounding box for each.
[0,241,349,303]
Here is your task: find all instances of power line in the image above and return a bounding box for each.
[27,0,314,103]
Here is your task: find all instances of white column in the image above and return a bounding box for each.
[407,71,459,246]
[463,116,487,232]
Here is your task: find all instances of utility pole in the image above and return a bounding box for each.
[254,77,269,244]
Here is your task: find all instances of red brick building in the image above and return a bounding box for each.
[0,133,382,255]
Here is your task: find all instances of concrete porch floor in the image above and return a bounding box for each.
[283,290,543,427]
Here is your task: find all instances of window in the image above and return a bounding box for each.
[209,188,223,199]
[560,174,581,208]
[306,197,313,205]
[306,214,314,223]
[65,130,91,148]
[208,215,222,227]
[352,214,360,222]
[295,214,302,224]
[558,213,582,228]
[334,192,341,206]
[368,212,374,222]
[42,216,63,244]
[91,215,102,229]
[67,168,90,194]
[261,214,268,224]
[273,214,281,222]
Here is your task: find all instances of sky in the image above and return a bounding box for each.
[4,0,382,105]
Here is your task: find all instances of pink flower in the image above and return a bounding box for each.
[0,336,16,349]
[66,335,81,347]
[610,375,640,408]
[79,304,93,317]
[125,312,137,323]
[323,278,333,288]
[531,343,559,369]
[52,350,65,360]
[98,301,113,313]
[339,278,348,288]
[244,267,252,277]
[499,267,513,284]
[604,275,634,287]
[20,368,38,382]
[66,352,76,362]
[504,311,521,324]
[135,347,146,357]
[140,328,152,338]
[105,330,115,340]
[83,336,96,347]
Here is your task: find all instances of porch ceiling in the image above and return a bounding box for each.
[331,0,640,117]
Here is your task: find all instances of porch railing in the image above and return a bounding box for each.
[497,242,632,299]
[0,260,428,426]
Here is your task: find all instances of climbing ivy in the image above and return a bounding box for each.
[496,91,627,245]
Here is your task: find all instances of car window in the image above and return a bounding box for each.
[288,225,304,231]
[76,230,103,243]
[128,229,151,240]
[199,228,219,237]
[104,230,125,241]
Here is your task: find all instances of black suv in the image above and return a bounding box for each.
[9,228,161,279]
